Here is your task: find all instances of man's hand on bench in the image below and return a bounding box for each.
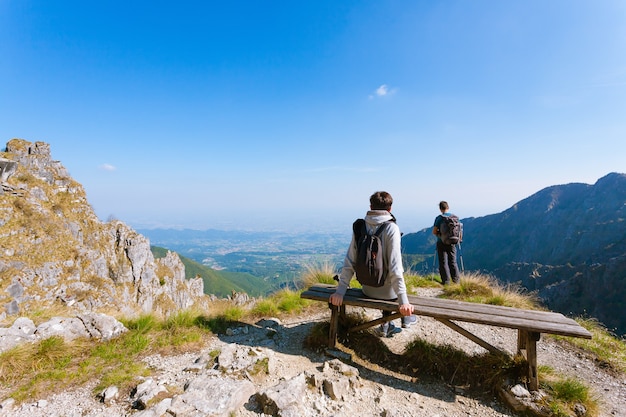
[399,303,414,317]
[329,292,344,307]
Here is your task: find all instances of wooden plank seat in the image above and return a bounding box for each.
[301,284,592,391]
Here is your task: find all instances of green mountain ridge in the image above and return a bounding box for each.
[401,172,626,336]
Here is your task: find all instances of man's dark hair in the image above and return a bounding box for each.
[439,201,449,211]
[370,191,393,211]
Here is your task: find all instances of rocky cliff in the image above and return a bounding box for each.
[0,139,207,322]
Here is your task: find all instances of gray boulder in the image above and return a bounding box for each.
[0,313,128,353]
[0,317,37,352]
[34,317,90,341]
[168,376,255,417]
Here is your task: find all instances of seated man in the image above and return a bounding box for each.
[330,191,416,337]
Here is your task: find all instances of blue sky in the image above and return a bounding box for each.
[2,1,625,233]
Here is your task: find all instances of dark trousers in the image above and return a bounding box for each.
[437,240,460,285]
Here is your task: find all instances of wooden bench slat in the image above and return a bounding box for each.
[308,284,578,326]
[301,284,592,339]
[408,295,578,325]
[304,283,580,325]
[309,284,579,324]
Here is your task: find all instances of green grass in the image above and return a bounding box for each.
[0,311,215,403]
[122,313,158,333]
[250,288,311,317]
[538,366,599,416]
[551,317,626,374]
[404,272,442,293]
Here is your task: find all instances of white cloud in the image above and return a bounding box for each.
[369,84,396,99]
[99,163,116,171]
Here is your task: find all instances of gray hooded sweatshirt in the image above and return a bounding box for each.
[335,210,409,306]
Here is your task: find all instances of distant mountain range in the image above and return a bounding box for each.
[401,172,626,336]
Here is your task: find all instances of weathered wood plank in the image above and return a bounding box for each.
[305,284,579,325]
[301,284,592,339]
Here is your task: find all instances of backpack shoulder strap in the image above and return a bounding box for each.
[352,218,367,240]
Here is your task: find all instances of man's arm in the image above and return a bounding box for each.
[330,234,358,306]
[329,292,344,306]
[385,223,413,316]
[432,215,441,236]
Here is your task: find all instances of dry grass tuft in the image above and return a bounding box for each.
[442,271,541,310]
[300,261,338,288]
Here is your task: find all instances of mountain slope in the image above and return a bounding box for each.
[0,139,207,320]
[402,173,626,335]
[151,246,271,297]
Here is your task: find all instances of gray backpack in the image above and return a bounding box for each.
[352,219,392,287]
[439,214,461,245]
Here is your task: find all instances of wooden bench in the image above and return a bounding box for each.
[301,284,592,391]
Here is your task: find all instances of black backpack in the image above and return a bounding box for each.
[352,219,392,287]
[439,214,461,245]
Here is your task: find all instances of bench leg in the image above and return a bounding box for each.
[518,330,540,391]
[517,329,526,353]
[328,304,346,348]
[437,319,506,356]
[329,305,339,348]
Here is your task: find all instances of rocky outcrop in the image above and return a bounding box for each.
[0,313,127,353]
[0,158,17,185]
[0,139,207,321]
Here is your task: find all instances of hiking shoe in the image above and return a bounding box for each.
[376,322,402,338]
[401,315,417,328]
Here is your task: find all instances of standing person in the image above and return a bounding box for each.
[432,201,461,285]
[330,191,416,337]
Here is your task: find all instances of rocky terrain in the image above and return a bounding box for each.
[1,288,624,417]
